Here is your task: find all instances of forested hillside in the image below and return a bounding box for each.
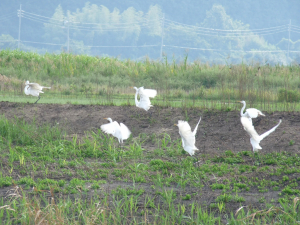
[0,0,299,63]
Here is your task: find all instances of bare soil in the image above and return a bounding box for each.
[0,101,298,155]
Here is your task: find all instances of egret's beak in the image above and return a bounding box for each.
[174,124,178,126]
[236,101,242,103]
[104,118,107,120]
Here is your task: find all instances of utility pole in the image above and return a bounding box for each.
[160,14,165,60]
[17,4,22,49]
[287,19,291,64]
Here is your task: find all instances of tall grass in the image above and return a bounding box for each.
[0,50,300,111]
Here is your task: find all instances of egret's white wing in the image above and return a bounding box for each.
[29,83,44,91]
[138,93,152,111]
[140,88,157,98]
[25,86,43,97]
[120,123,131,140]
[178,120,198,155]
[192,117,201,136]
[100,121,119,135]
[259,119,281,141]
[240,117,260,143]
[246,108,265,118]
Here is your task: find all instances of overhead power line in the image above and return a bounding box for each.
[20,12,160,31]
[165,18,287,32]
[163,45,294,53]
[23,11,64,22]
[0,13,15,21]
[0,40,18,43]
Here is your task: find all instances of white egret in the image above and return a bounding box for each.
[174,117,201,156]
[240,116,281,152]
[24,80,51,103]
[100,118,131,143]
[238,100,265,121]
[133,86,157,111]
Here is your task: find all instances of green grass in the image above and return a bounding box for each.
[0,116,300,224]
[1,50,300,112]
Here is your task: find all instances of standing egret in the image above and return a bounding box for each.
[174,117,201,156]
[133,86,157,111]
[100,118,131,143]
[238,101,265,121]
[240,116,281,152]
[24,80,51,103]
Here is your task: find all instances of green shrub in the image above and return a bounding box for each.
[278,89,300,102]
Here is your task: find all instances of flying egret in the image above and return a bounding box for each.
[240,116,281,152]
[238,100,265,121]
[133,86,157,111]
[174,117,201,156]
[100,118,131,143]
[24,80,51,103]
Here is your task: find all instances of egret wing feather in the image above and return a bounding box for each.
[138,93,152,111]
[120,123,131,140]
[192,117,201,136]
[177,120,198,156]
[140,89,157,98]
[29,83,44,91]
[246,108,265,118]
[100,121,118,135]
[259,120,281,141]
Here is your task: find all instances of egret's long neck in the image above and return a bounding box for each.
[134,90,139,106]
[240,102,246,117]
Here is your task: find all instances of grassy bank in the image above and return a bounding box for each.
[0,50,300,111]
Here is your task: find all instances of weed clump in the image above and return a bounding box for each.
[278,88,300,102]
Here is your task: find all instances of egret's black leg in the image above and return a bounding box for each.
[34,96,40,104]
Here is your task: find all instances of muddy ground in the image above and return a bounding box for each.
[0,101,299,155]
[0,101,300,222]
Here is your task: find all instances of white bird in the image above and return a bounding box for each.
[240,116,281,152]
[24,80,51,103]
[239,100,265,121]
[133,86,157,111]
[174,117,201,156]
[100,118,131,143]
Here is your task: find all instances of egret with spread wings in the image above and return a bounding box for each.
[240,116,281,152]
[133,86,157,111]
[175,117,201,156]
[100,118,131,143]
[238,100,265,121]
[24,80,51,103]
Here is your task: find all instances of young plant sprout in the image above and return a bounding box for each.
[100,118,131,143]
[174,117,201,156]
[133,86,157,111]
[24,80,51,104]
